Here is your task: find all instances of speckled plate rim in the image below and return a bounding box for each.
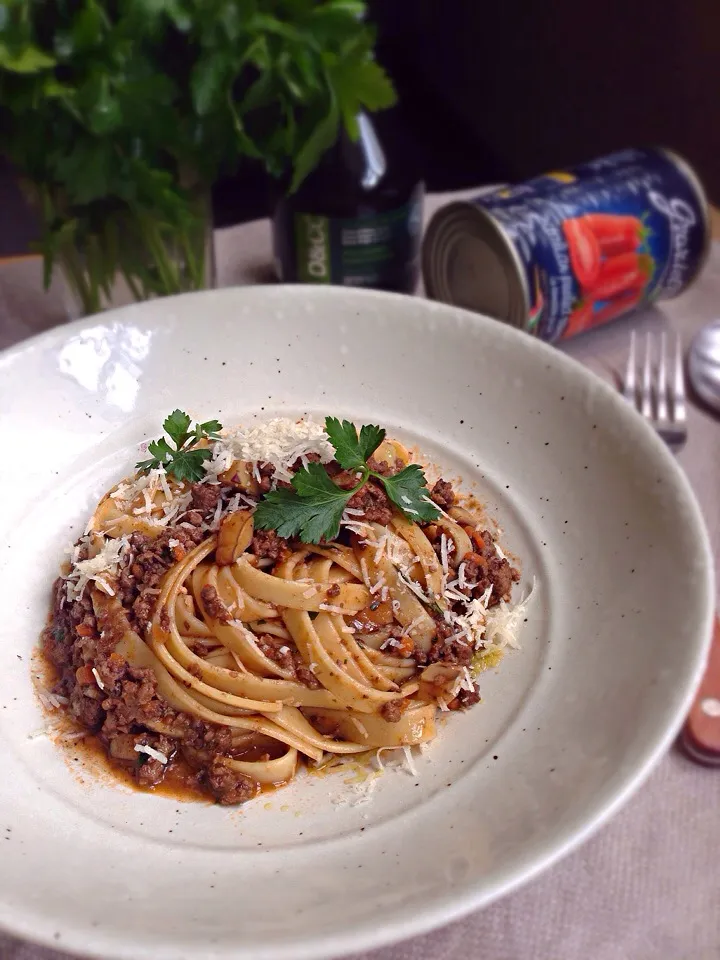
[0,285,715,960]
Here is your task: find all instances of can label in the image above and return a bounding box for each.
[474,148,708,342]
[291,188,423,289]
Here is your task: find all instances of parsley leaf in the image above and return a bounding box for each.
[323,417,375,470]
[136,410,222,483]
[324,417,385,470]
[292,461,355,504]
[147,438,174,461]
[164,409,192,447]
[254,481,351,544]
[255,461,358,543]
[358,424,386,462]
[381,465,441,522]
[196,419,222,440]
[168,448,213,483]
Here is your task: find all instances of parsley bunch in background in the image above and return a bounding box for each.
[0,1,395,315]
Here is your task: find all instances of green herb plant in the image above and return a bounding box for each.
[254,417,441,543]
[0,1,395,315]
[136,409,222,483]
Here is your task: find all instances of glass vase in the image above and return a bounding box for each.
[55,193,216,319]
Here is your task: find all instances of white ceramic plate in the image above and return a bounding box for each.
[0,287,714,960]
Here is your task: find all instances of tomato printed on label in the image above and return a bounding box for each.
[562,218,601,290]
[591,251,652,300]
[591,288,644,326]
[582,213,645,257]
[562,300,595,339]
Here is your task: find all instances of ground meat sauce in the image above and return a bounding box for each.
[366,455,404,477]
[250,529,291,565]
[41,520,279,805]
[255,634,321,689]
[461,529,520,604]
[380,698,409,723]
[117,526,204,629]
[423,517,519,607]
[188,481,222,518]
[430,478,455,511]
[447,685,481,711]
[199,584,231,622]
[207,756,259,805]
[346,481,393,525]
[428,632,473,667]
[257,462,275,493]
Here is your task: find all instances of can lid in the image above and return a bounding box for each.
[423,202,529,327]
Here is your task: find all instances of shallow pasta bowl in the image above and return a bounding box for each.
[0,285,713,960]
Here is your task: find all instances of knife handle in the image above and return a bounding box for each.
[681,615,720,765]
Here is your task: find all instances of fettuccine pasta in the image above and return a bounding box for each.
[40,416,530,805]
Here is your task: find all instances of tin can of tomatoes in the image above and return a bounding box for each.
[422,148,711,342]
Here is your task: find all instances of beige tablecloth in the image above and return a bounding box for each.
[1,191,719,960]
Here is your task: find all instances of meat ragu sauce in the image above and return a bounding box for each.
[41,487,304,804]
[74,723,212,803]
[39,645,291,804]
[41,425,521,806]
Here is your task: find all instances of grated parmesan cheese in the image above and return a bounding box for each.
[350,718,369,739]
[134,744,168,765]
[482,578,537,651]
[359,557,372,589]
[207,418,334,483]
[369,573,386,595]
[402,745,419,777]
[65,536,129,600]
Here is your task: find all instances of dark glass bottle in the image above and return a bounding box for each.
[271,109,424,293]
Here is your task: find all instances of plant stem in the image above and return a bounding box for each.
[59,243,98,315]
[138,215,182,292]
[55,197,211,315]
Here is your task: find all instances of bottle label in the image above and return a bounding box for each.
[295,214,332,283]
[292,188,423,290]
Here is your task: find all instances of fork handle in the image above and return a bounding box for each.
[681,615,720,765]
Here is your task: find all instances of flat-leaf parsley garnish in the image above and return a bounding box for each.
[254,417,440,543]
[136,409,222,483]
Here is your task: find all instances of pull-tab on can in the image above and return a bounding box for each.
[423,148,711,342]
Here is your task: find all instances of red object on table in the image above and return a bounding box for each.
[681,616,720,765]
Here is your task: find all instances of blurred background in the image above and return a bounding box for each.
[2,0,718,255]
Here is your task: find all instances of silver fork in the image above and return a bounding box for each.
[623,330,688,448]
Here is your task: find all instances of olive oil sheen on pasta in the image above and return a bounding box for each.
[272,111,424,293]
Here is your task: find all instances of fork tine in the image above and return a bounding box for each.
[623,330,637,403]
[656,332,668,421]
[673,332,687,424]
[641,333,653,419]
